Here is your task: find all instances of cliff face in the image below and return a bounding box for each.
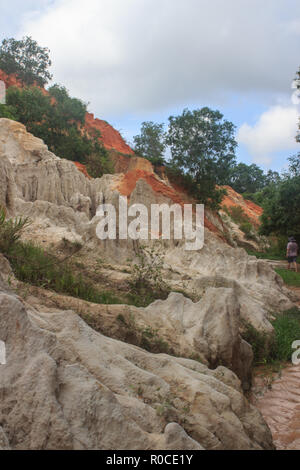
[221,185,263,227]
[0,69,134,157]
[0,118,297,450]
[85,112,134,155]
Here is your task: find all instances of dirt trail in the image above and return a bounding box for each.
[252,365,300,450]
[252,273,300,450]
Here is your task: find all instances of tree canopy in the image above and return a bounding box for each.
[0,36,52,87]
[166,107,237,207]
[133,121,166,165]
[229,162,268,194]
[2,85,112,176]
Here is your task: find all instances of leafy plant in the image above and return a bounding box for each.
[0,36,52,86]
[0,207,31,253]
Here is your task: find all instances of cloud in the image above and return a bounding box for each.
[15,0,300,116]
[237,106,299,164]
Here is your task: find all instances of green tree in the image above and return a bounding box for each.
[5,85,112,176]
[0,36,52,87]
[288,154,300,177]
[133,121,166,165]
[260,176,300,240]
[166,107,237,207]
[229,162,267,194]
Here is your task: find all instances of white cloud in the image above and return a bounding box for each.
[15,0,300,116]
[237,106,299,164]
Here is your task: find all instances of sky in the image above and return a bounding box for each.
[0,0,299,171]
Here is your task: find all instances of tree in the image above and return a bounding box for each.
[166,107,237,207]
[288,154,300,177]
[5,85,112,176]
[229,162,267,194]
[260,175,300,241]
[0,36,52,87]
[133,121,166,165]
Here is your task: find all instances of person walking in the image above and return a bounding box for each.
[286,236,298,272]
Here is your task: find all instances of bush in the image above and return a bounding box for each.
[275,269,300,287]
[0,209,120,304]
[242,308,300,365]
[129,243,170,306]
[0,207,31,253]
[270,310,300,361]
[8,241,120,304]
[226,206,249,224]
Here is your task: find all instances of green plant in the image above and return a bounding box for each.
[275,269,300,287]
[242,308,300,365]
[239,221,256,240]
[0,207,31,253]
[0,36,52,86]
[270,309,300,361]
[129,243,170,306]
[242,322,273,365]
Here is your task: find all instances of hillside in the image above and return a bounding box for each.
[0,117,298,450]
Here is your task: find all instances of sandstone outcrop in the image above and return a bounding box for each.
[0,270,274,450]
[0,118,296,370]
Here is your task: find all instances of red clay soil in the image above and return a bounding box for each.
[221,185,263,226]
[85,113,134,155]
[0,70,134,157]
[73,161,91,179]
[115,169,222,236]
[0,70,24,89]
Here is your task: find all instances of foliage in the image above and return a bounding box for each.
[288,154,300,177]
[129,243,169,306]
[242,322,271,365]
[224,205,250,225]
[0,36,52,86]
[0,209,120,304]
[229,162,268,194]
[239,221,255,240]
[0,103,17,120]
[133,121,166,165]
[271,310,300,361]
[5,85,112,176]
[166,107,237,208]
[243,308,300,365]
[275,269,300,287]
[0,207,31,253]
[246,235,287,260]
[259,175,300,240]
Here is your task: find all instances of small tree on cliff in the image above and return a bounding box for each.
[0,36,52,87]
[166,107,237,208]
[133,121,166,165]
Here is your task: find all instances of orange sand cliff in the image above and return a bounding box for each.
[221,185,263,226]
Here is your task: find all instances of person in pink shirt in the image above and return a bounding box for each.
[286,236,298,272]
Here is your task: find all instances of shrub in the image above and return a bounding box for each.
[242,308,300,365]
[0,207,31,253]
[270,310,300,361]
[239,221,255,240]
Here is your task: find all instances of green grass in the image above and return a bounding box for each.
[246,250,285,261]
[8,241,122,304]
[242,308,300,365]
[271,309,300,361]
[275,268,300,287]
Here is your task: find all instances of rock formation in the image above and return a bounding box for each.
[0,259,274,450]
[0,118,297,449]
